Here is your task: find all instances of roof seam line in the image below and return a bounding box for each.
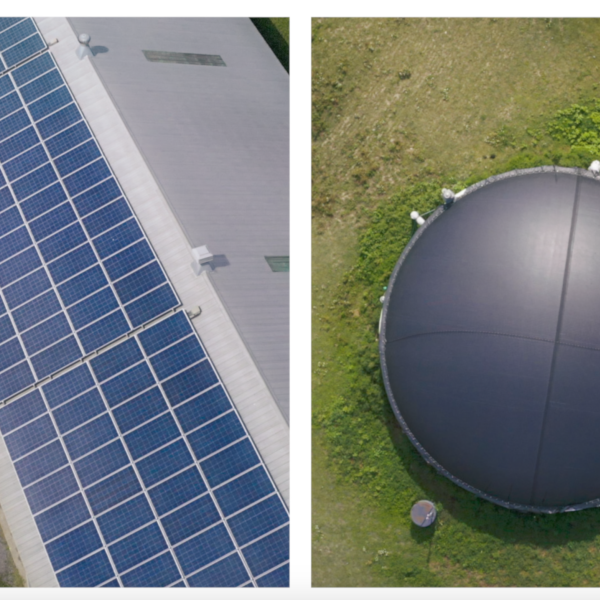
[530,174,581,506]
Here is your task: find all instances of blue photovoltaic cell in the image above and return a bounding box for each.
[124,413,179,460]
[109,522,167,573]
[35,493,90,542]
[12,163,57,201]
[112,387,166,434]
[25,465,79,514]
[101,362,154,408]
[37,103,80,140]
[93,218,142,259]
[55,139,100,177]
[78,309,130,354]
[101,579,119,587]
[0,91,21,119]
[64,159,110,197]
[201,439,260,488]
[91,337,142,382]
[0,19,25,35]
[21,312,71,354]
[0,246,41,286]
[4,144,47,181]
[4,412,55,459]
[136,438,193,488]
[74,440,129,488]
[242,526,289,579]
[58,264,108,307]
[20,182,66,220]
[121,551,181,588]
[139,311,192,356]
[0,206,24,237]
[47,243,97,283]
[0,227,31,263]
[0,314,14,344]
[30,202,77,242]
[0,388,44,433]
[213,467,275,517]
[0,127,38,163]
[148,467,207,516]
[0,338,24,373]
[161,494,220,546]
[85,466,141,515]
[257,563,289,587]
[30,335,82,379]
[4,267,51,308]
[46,121,91,158]
[83,198,132,238]
[0,110,31,142]
[104,240,154,282]
[56,550,115,588]
[227,495,288,547]
[40,220,88,263]
[0,71,13,95]
[20,69,62,104]
[68,286,119,329]
[28,85,71,122]
[150,336,204,381]
[125,284,178,327]
[72,178,120,217]
[13,289,61,331]
[162,361,219,407]
[187,411,245,461]
[14,438,67,486]
[12,51,53,87]
[97,493,154,544]
[43,363,94,408]
[171,581,186,587]
[114,261,165,305]
[0,361,34,401]
[0,186,14,210]
[175,523,234,575]
[187,553,249,588]
[63,413,116,460]
[52,388,105,434]
[46,521,102,570]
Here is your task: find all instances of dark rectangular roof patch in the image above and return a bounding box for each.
[265,256,289,273]
[142,50,226,66]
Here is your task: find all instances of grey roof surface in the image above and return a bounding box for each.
[68,17,289,421]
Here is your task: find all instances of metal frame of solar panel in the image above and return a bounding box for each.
[0,18,289,588]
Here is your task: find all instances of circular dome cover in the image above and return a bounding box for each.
[380,167,600,513]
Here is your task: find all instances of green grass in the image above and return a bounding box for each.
[251,18,289,72]
[312,17,600,587]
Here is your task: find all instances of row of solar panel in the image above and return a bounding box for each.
[0,312,289,586]
[0,51,180,400]
[0,19,46,75]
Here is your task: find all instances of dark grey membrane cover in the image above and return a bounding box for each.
[381,168,600,512]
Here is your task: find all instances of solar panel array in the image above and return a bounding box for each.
[0,18,289,587]
[0,19,46,76]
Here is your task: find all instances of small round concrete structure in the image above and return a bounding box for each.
[380,167,600,513]
[411,500,437,527]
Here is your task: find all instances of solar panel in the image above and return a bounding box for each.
[0,20,289,588]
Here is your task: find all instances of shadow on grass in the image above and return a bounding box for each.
[251,18,289,73]
[382,395,600,548]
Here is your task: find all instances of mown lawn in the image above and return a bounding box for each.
[312,17,600,587]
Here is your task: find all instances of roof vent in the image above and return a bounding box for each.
[191,245,214,275]
[76,33,93,60]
